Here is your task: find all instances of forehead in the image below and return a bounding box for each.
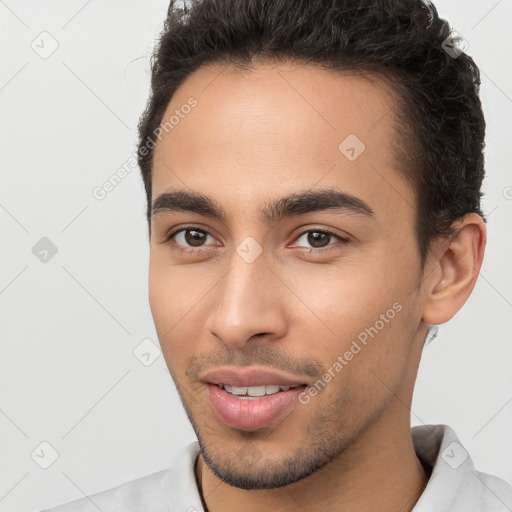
[152,61,414,223]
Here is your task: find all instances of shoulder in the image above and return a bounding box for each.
[468,469,512,510]
[412,424,512,511]
[39,441,202,512]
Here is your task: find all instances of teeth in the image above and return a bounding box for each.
[222,384,298,397]
[247,385,267,396]
[227,385,251,395]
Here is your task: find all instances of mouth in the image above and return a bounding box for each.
[200,367,309,430]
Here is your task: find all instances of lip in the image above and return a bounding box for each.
[206,383,306,430]
[200,367,309,388]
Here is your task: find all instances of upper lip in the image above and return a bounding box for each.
[201,367,308,388]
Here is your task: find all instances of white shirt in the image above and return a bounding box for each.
[42,424,512,511]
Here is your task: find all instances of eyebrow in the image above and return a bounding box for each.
[151,188,375,223]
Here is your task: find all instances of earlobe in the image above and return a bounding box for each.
[422,214,487,326]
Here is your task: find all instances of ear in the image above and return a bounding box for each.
[422,213,487,326]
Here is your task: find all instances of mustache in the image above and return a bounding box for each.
[185,344,324,381]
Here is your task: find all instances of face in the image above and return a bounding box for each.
[149,61,427,490]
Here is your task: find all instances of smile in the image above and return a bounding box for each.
[219,383,302,399]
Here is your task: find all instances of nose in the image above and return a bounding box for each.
[205,249,288,349]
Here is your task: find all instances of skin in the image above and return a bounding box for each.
[148,61,486,512]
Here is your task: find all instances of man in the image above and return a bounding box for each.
[43,0,512,510]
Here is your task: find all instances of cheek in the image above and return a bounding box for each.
[307,303,413,432]
[148,250,202,328]
[291,262,400,333]
[148,258,176,335]
[148,255,202,368]
[294,262,412,384]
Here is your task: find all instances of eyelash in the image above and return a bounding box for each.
[162,226,350,255]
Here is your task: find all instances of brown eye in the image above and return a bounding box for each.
[167,228,218,251]
[293,229,348,250]
[306,231,331,248]
[183,229,208,247]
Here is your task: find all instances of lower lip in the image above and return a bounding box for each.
[206,384,305,431]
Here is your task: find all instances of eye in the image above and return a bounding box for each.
[290,229,349,251]
[165,227,219,253]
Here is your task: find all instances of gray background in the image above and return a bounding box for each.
[1,1,511,510]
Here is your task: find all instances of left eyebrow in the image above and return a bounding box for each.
[260,188,375,223]
[151,188,375,223]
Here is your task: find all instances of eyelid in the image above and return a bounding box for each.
[162,223,218,241]
[163,225,220,253]
[288,226,350,251]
